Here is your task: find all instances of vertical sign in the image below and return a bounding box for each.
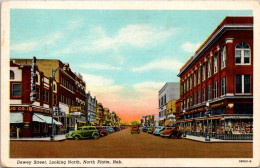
[30,56,37,103]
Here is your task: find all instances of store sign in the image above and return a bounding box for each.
[224,116,252,119]
[70,106,82,112]
[10,106,50,114]
[197,107,206,112]
[211,101,226,109]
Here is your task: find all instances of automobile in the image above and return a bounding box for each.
[112,126,120,131]
[131,125,140,134]
[148,126,157,134]
[102,126,115,133]
[160,127,183,138]
[66,126,100,140]
[142,127,148,132]
[139,126,143,130]
[153,126,166,136]
[120,126,126,130]
[147,126,155,133]
[95,126,108,136]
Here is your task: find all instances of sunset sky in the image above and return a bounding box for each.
[10,9,252,123]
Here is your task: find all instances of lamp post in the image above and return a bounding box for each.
[205,102,210,141]
[183,109,186,137]
[50,67,61,140]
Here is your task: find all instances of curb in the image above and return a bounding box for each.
[10,139,66,142]
[182,137,253,143]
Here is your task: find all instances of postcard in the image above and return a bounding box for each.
[1,1,260,167]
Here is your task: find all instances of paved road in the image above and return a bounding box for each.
[10,128,252,158]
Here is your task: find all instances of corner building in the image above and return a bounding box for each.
[176,17,253,140]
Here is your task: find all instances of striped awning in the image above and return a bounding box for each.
[10,112,23,123]
[33,114,62,125]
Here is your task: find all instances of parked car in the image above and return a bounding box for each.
[102,126,115,133]
[160,127,183,138]
[148,126,157,134]
[95,126,108,136]
[131,125,140,134]
[120,126,126,130]
[147,126,155,134]
[153,126,166,136]
[112,126,120,131]
[142,127,148,132]
[66,126,100,140]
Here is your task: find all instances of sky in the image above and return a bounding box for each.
[10,9,252,123]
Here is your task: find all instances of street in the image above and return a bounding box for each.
[10,128,252,158]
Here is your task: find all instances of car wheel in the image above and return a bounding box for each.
[178,134,182,139]
[170,134,174,138]
[93,134,99,139]
[74,135,80,140]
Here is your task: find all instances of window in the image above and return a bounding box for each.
[221,77,226,96]
[202,64,206,81]
[54,94,57,105]
[43,90,46,101]
[187,98,190,108]
[214,53,218,73]
[46,91,49,102]
[164,95,166,104]
[10,70,14,79]
[12,83,21,97]
[194,72,196,87]
[208,58,211,77]
[235,42,250,65]
[236,75,251,94]
[221,46,226,68]
[190,95,193,106]
[194,93,196,105]
[53,84,56,91]
[198,91,200,103]
[214,82,218,99]
[190,76,192,89]
[202,88,205,102]
[187,79,189,91]
[198,68,200,84]
[208,85,211,100]
[36,87,40,100]
[35,74,38,83]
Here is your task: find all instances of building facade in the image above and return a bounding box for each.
[11,58,87,133]
[176,17,253,140]
[10,58,62,137]
[86,92,97,125]
[158,82,179,126]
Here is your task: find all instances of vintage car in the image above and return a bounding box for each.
[120,126,126,130]
[131,125,140,134]
[153,126,166,136]
[66,126,100,140]
[95,126,108,136]
[112,126,121,131]
[102,126,115,133]
[147,126,156,134]
[160,127,183,138]
[142,127,148,132]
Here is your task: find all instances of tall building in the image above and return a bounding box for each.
[158,82,179,126]
[11,58,87,132]
[176,17,253,140]
[86,92,97,125]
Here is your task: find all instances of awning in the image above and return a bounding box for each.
[10,112,23,123]
[33,114,62,125]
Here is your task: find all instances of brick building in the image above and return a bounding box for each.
[176,17,253,140]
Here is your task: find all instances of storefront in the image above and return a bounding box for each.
[10,105,62,138]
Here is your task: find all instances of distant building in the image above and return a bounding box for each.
[158,82,179,126]
[86,92,97,125]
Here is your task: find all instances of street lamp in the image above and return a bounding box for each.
[50,67,61,140]
[205,102,210,141]
[183,109,186,137]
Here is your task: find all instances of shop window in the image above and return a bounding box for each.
[10,70,14,79]
[236,75,251,94]
[221,46,226,68]
[208,85,211,100]
[36,87,40,100]
[221,77,226,96]
[12,83,21,97]
[235,42,250,65]
[207,58,211,77]
[214,82,218,98]
[214,53,218,73]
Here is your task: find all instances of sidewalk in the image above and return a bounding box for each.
[183,135,253,143]
[10,134,66,141]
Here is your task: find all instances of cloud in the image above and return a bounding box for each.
[43,32,62,45]
[10,41,38,52]
[181,42,200,53]
[79,64,121,70]
[84,25,181,52]
[132,58,183,72]
[133,81,165,91]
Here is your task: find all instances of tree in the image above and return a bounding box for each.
[120,122,130,126]
[131,121,141,126]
